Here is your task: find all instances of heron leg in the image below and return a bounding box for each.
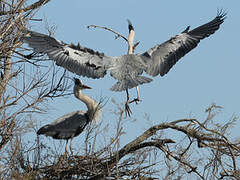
[125,89,132,117]
[129,86,141,104]
[64,140,68,155]
[70,138,74,155]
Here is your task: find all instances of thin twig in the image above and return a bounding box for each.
[87,24,128,42]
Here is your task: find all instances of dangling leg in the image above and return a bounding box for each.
[125,89,132,117]
[136,86,140,102]
[130,86,141,104]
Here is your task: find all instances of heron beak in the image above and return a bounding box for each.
[127,19,134,32]
[72,77,78,82]
[82,84,92,89]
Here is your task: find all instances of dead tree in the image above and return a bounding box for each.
[0,0,72,177]
[7,103,240,180]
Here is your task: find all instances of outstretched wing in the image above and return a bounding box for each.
[141,11,226,77]
[23,31,112,79]
[22,31,152,91]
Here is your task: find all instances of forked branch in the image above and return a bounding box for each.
[87,24,140,53]
[87,24,128,42]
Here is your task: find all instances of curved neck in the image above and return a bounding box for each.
[74,86,100,120]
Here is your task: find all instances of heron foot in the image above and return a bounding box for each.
[125,100,132,117]
[129,97,142,104]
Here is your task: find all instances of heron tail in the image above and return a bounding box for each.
[110,76,152,92]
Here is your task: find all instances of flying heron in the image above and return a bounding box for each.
[37,78,102,154]
[23,11,226,116]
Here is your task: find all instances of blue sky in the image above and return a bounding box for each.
[31,1,240,148]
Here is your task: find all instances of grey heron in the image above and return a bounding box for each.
[37,78,101,154]
[23,11,226,116]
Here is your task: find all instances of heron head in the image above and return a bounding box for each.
[73,78,92,90]
[127,19,134,33]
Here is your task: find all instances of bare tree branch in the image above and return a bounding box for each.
[87,24,128,42]
[0,0,51,16]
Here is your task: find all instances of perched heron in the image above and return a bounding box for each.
[23,11,226,116]
[37,78,101,154]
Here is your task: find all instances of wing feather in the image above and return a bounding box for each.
[37,111,88,139]
[23,31,111,79]
[141,11,226,77]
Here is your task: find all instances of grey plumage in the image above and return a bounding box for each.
[37,111,89,139]
[109,54,152,91]
[37,78,101,153]
[23,31,108,79]
[141,11,226,77]
[23,11,226,92]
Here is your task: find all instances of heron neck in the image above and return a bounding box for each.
[74,87,99,120]
[128,29,135,54]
